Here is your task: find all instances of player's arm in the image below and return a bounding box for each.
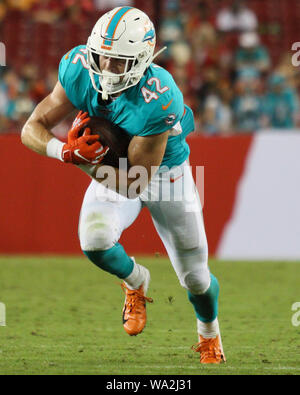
[128,132,169,177]
[22,82,106,164]
[91,131,169,197]
[21,81,75,156]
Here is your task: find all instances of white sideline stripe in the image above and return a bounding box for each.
[112,365,300,372]
[2,358,299,373]
[4,345,191,350]
[4,344,300,357]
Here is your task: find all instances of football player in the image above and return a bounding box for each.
[21,6,225,364]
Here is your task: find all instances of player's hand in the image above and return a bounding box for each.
[62,111,109,165]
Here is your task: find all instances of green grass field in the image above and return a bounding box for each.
[0,256,299,375]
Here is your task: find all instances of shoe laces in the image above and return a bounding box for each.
[121,283,153,314]
[191,337,222,361]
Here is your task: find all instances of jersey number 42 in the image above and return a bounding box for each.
[142,77,169,103]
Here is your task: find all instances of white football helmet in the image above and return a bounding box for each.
[86,6,165,99]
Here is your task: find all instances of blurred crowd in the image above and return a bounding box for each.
[1,0,300,135]
[0,0,133,23]
[158,0,300,133]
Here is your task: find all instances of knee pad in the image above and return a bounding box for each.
[181,269,211,295]
[79,210,121,251]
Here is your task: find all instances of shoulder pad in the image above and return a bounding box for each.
[138,65,184,136]
[58,45,90,109]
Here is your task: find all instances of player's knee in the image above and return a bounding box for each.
[79,211,120,251]
[181,269,211,295]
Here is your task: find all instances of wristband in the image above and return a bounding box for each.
[46,138,64,161]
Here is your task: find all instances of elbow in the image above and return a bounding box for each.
[20,128,27,146]
[21,122,31,147]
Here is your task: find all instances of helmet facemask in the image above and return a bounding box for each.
[87,39,153,100]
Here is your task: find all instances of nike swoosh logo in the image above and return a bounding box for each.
[170,174,183,183]
[74,149,90,162]
[162,99,173,111]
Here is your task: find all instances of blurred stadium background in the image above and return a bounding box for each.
[0,0,300,377]
[0,0,300,259]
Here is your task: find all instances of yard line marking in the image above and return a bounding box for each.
[0,303,5,327]
[123,365,300,371]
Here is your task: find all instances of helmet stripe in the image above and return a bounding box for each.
[103,6,134,48]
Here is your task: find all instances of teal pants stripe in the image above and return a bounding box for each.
[188,273,219,323]
[83,243,134,279]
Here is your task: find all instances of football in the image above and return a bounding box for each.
[80,116,132,167]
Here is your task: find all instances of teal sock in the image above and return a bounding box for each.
[83,243,134,279]
[188,273,219,323]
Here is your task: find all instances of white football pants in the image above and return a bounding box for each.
[78,161,210,295]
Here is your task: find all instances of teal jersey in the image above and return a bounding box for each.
[263,88,299,128]
[235,46,270,67]
[58,45,194,169]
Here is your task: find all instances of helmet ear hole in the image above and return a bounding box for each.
[128,59,138,70]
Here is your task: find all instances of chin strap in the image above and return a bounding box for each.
[102,90,109,100]
[101,70,121,100]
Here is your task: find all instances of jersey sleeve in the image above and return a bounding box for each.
[58,45,90,111]
[138,68,185,137]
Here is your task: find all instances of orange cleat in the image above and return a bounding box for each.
[192,335,226,364]
[121,274,153,336]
